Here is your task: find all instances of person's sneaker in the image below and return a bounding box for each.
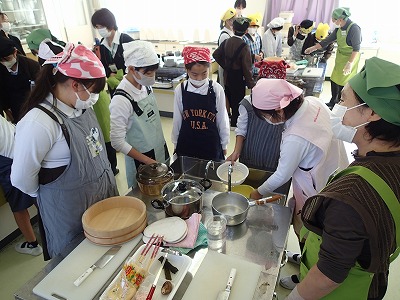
[286,250,301,265]
[279,274,300,290]
[14,241,43,256]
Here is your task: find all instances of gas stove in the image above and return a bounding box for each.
[154,67,186,89]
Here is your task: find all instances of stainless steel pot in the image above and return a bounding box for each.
[212,192,282,226]
[151,179,205,219]
[136,163,174,196]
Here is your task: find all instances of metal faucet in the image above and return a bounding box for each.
[228,164,233,192]
[205,160,215,180]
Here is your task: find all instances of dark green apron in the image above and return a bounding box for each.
[300,166,400,299]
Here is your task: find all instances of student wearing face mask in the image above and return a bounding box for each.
[263,17,285,58]
[287,19,313,61]
[11,43,118,259]
[305,7,362,109]
[172,46,230,161]
[0,37,40,123]
[242,13,264,76]
[0,12,25,56]
[110,41,169,189]
[286,57,400,300]
[301,23,333,64]
[91,8,133,96]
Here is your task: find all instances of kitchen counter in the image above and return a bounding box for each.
[15,156,293,300]
[286,62,327,97]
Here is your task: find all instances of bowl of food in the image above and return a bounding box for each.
[216,162,249,186]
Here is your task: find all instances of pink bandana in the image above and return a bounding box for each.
[43,43,105,78]
[255,59,289,79]
[182,46,211,65]
[252,78,303,110]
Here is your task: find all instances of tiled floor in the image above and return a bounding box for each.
[1,82,399,300]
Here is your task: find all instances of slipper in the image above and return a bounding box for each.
[279,274,300,290]
[286,250,301,265]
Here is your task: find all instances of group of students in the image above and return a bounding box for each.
[1,6,400,300]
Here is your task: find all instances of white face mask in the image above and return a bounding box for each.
[1,57,17,69]
[74,85,99,109]
[263,115,284,126]
[248,28,257,35]
[134,71,156,86]
[189,77,207,87]
[331,103,369,143]
[333,20,341,28]
[98,27,111,38]
[1,22,11,34]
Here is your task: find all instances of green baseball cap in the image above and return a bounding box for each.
[349,57,400,126]
[332,7,351,20]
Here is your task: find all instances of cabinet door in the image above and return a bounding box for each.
[153,43,166,55]
[165,43,183,54]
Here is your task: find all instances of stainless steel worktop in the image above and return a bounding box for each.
[15,156,293,300]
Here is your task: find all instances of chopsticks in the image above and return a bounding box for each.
[146,236,163,272]
[135,234,164,272]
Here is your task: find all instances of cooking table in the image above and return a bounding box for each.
[286,62,327,97]
[14,157,293,300]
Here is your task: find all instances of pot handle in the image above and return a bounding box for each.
[249,194,282,206]
[151,199,168,210]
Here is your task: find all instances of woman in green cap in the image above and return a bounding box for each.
[286,57,400,300]
[304,7,362,109]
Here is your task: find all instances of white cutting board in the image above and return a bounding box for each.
[301,67,324,78]
[33,235,142,300]
[182,251,263,300]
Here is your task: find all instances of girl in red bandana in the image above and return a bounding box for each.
[171,46,230,161]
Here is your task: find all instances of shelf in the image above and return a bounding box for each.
[12,23,46,29]
[1,9,41,13]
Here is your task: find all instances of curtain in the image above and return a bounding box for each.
[263,0,339,28]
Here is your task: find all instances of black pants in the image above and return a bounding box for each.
[328,80,344,108]
[105,142,117,173]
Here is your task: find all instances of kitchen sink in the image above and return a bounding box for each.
[169,155,291,203]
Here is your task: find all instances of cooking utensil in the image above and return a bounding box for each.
[74,245,121,286]
[212,191,282,226]
[137,163,174,196]
[200,160,214,190]
[151,179,204,219]
[146,252,168,300]
[217,162,249,186]
[216,268,236,300]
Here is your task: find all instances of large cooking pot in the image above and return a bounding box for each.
[151,179,204,219]
[136,163,174,196]
[212,192,282,226]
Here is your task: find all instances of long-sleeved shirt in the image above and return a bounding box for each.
[262,29,283,57]
[212,35,256,89]
[257,100,321,195]
[301,33,334,62]
[109,76,154,155]
[11,94,82,197]
[319,19,362,52]
[171,79,230,150]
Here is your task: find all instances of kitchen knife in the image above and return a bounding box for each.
[146,252,168,300]
[216,268,237,300]
[74,245,121,287]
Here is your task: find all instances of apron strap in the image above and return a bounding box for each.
[113,89,144,116]
[36,105,71,148]
[332,166,400,262]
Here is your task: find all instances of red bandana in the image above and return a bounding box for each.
[255,59,289,79]
[182,46,211,65]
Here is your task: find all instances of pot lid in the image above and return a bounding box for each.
[162,179,204,198]
[137,163,170,180]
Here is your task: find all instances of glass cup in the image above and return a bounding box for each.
[206,215,227,252]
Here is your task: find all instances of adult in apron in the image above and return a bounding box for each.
[298,167,400,300]
[286,56,400,300]
[329,22,360,106]
[113,88,169,188]
[175,80,224,161]
[37,105,118,258]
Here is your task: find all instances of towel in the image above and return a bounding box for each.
[170,222,208,255]
[165,213,201,248]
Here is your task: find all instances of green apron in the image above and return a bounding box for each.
[330,23,360,86]
[300,166,400,299]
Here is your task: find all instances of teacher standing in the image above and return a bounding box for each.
[305,7,362,109]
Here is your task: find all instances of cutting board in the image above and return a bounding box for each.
[301,67,324,78]
[33,235,142,300]
[182,251,262,300]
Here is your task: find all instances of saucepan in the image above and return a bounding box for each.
[211,191,282,226]
[151,179,205,219]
